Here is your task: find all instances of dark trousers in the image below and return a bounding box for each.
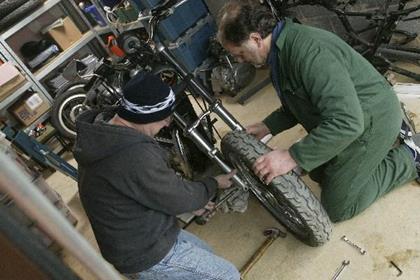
[311,96,417,222]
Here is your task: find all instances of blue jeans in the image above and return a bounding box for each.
[124,230,240,280]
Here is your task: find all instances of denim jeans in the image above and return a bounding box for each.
[124,230,240,280]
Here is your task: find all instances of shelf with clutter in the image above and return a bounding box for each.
[0,0,112,168]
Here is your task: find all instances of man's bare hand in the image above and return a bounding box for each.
[253,149,297,184]
[246,122,270,140]
[214,170,236,189]
[193,201,215,216]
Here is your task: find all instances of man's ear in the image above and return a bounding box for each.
[249,32,263,47]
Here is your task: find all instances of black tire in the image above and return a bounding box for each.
[221,131,332,246]
[0,0,42,31]
[51,86,89,140]
[0,0,28,18]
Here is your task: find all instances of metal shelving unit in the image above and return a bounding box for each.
[0,0,111,132]
[0,82,31,111]
[23,111,51,134]
[35,26,110,80]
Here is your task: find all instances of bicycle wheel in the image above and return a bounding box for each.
[221,131,332,246]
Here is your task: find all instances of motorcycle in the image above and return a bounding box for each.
[50,57,131,139]
[52,0,332,246]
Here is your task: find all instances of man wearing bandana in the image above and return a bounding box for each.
[217,0,420,223]
[74,73,240,280]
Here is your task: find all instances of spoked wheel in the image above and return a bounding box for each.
[221,131,332,246]
[51,88,89,139]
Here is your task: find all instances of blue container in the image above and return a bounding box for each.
[84,5,107,26]
[132,0,208,41]
[168,15,216,72]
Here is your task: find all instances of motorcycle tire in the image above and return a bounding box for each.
[221,131,332,246]
[0,0,42,31]
[51,86,89,140]
[0,0,28,18]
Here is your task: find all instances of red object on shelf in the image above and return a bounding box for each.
[107,35,125,57]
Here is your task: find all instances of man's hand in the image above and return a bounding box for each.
[193,201,215,216]
[246,122,270,140]
[253,149,297,184]
[214,170,236,189]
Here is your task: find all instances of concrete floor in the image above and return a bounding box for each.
[46,82,420,280]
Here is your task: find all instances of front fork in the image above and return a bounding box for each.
[173,100,249,192]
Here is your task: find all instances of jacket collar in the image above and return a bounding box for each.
[274,17,293,53]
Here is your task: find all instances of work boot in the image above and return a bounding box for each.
[400,102,416,140]
[403,133,420,184]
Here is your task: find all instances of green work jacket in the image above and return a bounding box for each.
[264,18,396,172]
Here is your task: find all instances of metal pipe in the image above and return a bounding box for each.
[174,113,248,190]
[157,45,244,131]
[0,152,121,280]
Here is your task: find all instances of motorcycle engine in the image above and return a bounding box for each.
[208,37,256,96]
[211,63,256,96]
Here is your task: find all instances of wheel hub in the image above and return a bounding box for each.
[69,104,86,122]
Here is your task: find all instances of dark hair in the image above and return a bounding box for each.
[217,0,277,46]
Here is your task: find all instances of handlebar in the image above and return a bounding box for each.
[137,0,188,22]
[105,0,187,34]
[133,0,188,41]
[137,0,188,21]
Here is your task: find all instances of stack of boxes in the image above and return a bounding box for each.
[0,63,26,103]
[131,0,216,72]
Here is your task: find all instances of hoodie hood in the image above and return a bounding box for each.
[73,110,155,165]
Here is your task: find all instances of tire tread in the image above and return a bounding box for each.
[221,131,332,246]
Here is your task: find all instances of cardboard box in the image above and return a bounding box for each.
[42,17,83,51]
[0,63,26,102]
[9,93,50,126]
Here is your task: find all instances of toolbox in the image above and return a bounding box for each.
[131,0,208,41]
[167,14,216,72]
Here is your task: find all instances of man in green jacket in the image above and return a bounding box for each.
[217,0,420,222]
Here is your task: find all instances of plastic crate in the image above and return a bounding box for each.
[132,0,208,41]
[168,14,216,72]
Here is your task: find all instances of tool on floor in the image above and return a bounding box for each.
[390,260,403,277]
[341,235,367,255]
[331,260,350,280]
[239,227,286,279]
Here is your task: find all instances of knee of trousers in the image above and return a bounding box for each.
[321,195,358,223]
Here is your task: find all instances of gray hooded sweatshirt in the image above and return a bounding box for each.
[73,110,217,273]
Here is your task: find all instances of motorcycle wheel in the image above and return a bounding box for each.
[51,87,89,139]
[221,131,332,246]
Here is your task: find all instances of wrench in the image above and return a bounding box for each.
[341,235,367,255]
[331,260,350,280]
